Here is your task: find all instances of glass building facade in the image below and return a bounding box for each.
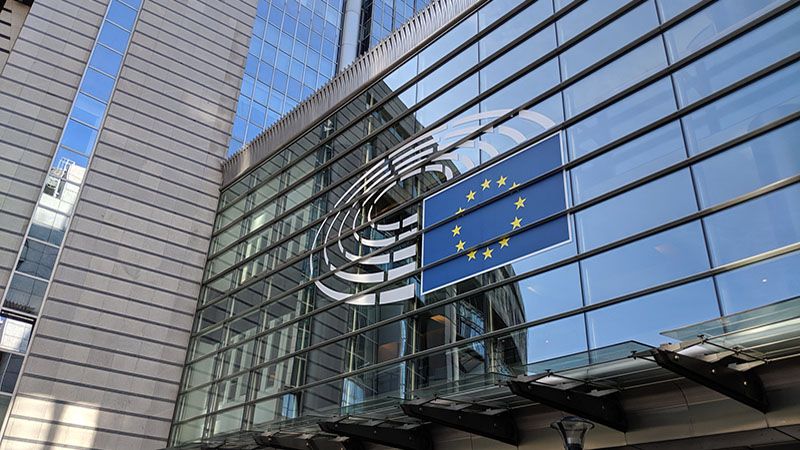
[357,0,431,54]
[228,0,344,155]
[172,0,800,444]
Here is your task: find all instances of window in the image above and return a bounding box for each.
[681,61,800,156]
[715,251,800,314]
[576,169,698,252]
[703,184,800,266]
[580,221,709,304]
[571,121,687,203]
[692,120,800,208]
[586,279,719,348]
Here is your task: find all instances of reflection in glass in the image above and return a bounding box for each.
[560,0,659,79]
[576,170,698,252]
[71,94,107,128]
[98,21,131,53]
[568,78,677,159]
[107,0,137,30]
[90,44,124,77]
[4,274,47,316]
[703,184,800,266]
[672,8,800,107]
[515,263,584,321]
[571,121,687,203]
[693,120,800,208]
[581,221,709,304]
[80,68,116,102]
[0,353,24,393]
[16,239,59,280]
[29,206,69,246]
[586,279,719,348]
[0,315,34,353]
[61,119,99,155]
[663,0,781,62]
[716,251,800,314]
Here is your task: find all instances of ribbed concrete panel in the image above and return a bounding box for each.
[4,0,258,449]
[0,0,103,306]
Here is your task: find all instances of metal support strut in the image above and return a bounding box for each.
[507,376,628,432]
[401,398,519,445]
[649,349,768,413]
[319,418,432,450]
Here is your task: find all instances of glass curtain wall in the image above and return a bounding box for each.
[171,0,800,444]
[228,0,344,155]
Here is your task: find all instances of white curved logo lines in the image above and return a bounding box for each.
[311,110,556,305]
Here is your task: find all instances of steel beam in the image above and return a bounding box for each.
[400,399,518,445]
[318,419,432,450]
[255,432,361,450]
[650,349,768,413]
[507,378,628,431]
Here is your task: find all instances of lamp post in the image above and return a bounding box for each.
[550,416,594,450]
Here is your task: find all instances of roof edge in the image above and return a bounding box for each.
[221,0,482,187]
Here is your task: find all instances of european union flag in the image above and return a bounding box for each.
[421,134,569,293]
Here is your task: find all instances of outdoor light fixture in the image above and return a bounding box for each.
[550,416,594,450]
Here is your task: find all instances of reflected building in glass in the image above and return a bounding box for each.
[172,0,800,447]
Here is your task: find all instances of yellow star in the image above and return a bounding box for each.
[455,207,465,215]
[451,225,461,236]
[509,182,521,190]
[482,247,494,260]
[455,240,466,252]
[499,237,510,248]
[466,190,476,201]
[497,175,507,187]
[514,196,526,210]
[481,179,491,190]
[467,250,477,261]
[511,217,522,229]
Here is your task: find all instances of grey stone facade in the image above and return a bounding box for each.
[0,0,257,448]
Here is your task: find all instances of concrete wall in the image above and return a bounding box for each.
[0,0,257,448]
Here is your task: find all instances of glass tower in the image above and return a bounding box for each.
[173,0,800,446]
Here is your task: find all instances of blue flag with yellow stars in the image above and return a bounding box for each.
[421,134,569,293]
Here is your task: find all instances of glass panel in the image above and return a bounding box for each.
[29,206,69,246]
[97,21,131,53]
[656,0,701,22]
[673,8,800,107]
[571,121,687,203]
[693,120,800,208]
[495,315,588,369]
[580,221,710,304]
[576,169,698,252]
[479,0,553,56]
[557,0,627,43]
[564,38,667,118]
[715,251,800,315]
[664,0,782,62]
[107,0,137,30]
[16,239,59,280]
[515,263,584,321]
[71,93,107,128]
[703,184,800,266]
[682,61,800,156]
[586,279,720,348]
[90,44,124,77]
[61,119,99,155]
[568,78,677,159]
[80,68,116,102]
[0,353,24,393]
[212,406,243,434]
[4,274,48,316]
[560,0,659,79]
[0,316,33,353]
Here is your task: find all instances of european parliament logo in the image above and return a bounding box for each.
[310,109,562,305]
[421,134,569,293]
